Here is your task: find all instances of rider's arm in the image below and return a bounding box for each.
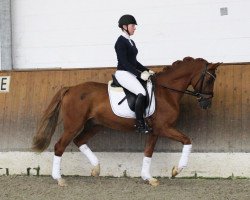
[136,61,149,72]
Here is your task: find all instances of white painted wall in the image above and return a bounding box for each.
[11,0,250,69]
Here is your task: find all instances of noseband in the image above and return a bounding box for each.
[158,63,216,101]
[193,63,216,101]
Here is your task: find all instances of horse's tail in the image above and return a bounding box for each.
[32,87,70,152]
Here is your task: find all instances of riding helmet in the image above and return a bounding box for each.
[118,14,137,28]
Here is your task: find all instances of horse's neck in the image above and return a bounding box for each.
[156,66,193,100]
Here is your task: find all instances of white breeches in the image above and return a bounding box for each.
[115,70,146,96]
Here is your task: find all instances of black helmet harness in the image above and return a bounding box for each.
[118,14,137,36]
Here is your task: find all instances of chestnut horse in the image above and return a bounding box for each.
[32,57,221,186]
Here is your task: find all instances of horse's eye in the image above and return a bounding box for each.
[207,79,212,85]
[207,76,215,84]
[206,71,216,85]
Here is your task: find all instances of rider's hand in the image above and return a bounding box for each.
[141,71,151,81]
[149,70,155,75]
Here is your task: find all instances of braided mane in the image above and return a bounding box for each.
[163,57,208,72]
[172,57,208,67]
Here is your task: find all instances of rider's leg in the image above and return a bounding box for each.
[135,93,150,133]
[115,70,146,95]
[115,71,150,133]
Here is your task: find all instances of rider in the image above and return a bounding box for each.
[114,14,154,134]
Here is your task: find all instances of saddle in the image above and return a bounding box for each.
[111,74,150,112]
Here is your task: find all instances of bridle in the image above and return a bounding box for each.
[147,63,216,114]
[155,63,216,101]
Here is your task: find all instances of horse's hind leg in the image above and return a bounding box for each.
[51,86,94,186]
[73,123,101,177]
[52,128,83,186]
[52,111,87,186]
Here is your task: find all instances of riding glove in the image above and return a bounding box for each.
[149,70,155,75]
[141,71,151,81]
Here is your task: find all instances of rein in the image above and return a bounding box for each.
[146,76,155,117]
[156,63,216,99]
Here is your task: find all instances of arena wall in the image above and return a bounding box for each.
[0,64,249,177]
[1,0,250,178]
[0,64,249,152]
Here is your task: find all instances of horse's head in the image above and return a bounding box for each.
[190,62,221,109]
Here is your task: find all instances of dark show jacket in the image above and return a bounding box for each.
[115,35,149,77]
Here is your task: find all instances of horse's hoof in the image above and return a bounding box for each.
[57,178,67,187]
[171,166,181,178]
[148,178,160,186]
[91,164,100,177]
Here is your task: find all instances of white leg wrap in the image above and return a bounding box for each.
[141,157,152,180]
[178,144,192,169]
[79,144,99,166]
[52,155,62,180]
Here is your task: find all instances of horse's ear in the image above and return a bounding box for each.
[211,62,222,70]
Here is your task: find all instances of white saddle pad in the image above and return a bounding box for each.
[108,80,156,118]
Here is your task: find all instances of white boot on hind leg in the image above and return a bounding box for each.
[79,144,100,177]
[52,155,67,186]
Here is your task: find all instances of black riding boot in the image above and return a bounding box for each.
[135,93,151,134]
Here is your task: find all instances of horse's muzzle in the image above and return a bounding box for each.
[198,98,212,109]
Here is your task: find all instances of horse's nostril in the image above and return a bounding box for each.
[199,98,212,109]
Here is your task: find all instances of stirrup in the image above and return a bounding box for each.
[144,123,152,133]
[136,121,152,134]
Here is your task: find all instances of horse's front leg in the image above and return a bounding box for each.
[141,134,160,186]
[160,127,192,177]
